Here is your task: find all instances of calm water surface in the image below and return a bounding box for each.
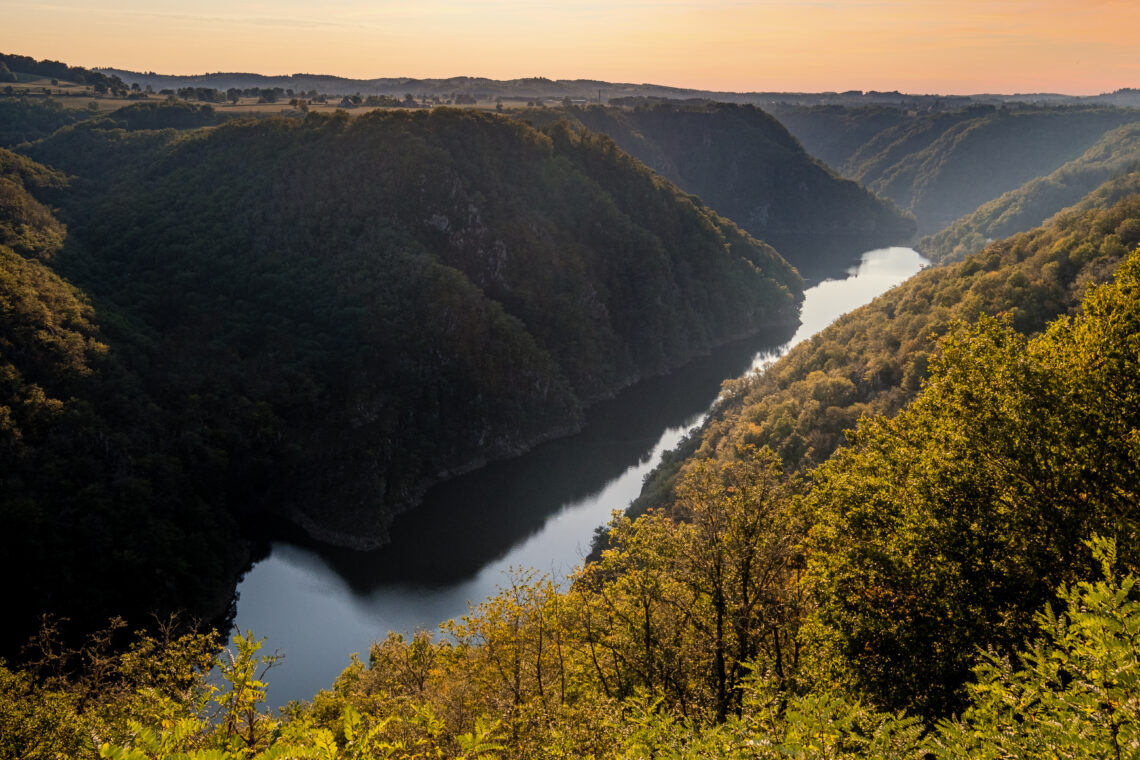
[233,246,927,705]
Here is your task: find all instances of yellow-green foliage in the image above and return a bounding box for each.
[7,104,1140,759]
[932,537,1140,759]
[577,450,804,722]
[665,191,1140,498]
[9,540,1140,759]
[0,147,67,258]
[805,245,1140,715]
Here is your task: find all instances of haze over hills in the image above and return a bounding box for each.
[774,104,1140,233]
[919,124,1140,263]
[516,103,915,276]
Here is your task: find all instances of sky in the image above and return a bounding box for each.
[2,0,1138,95]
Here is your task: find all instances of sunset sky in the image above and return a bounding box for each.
[2,0,1137,94]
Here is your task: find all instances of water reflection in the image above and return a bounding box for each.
[764,245,929,364]
[766,231,905,286]
[273,322,797,590]
[233,246,927,706]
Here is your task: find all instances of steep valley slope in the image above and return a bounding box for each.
[517,102,916,279]
[2,106,803,655]
[630,179,1140,522]
[773,103,1140,235]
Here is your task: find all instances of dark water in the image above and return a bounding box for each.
[232,246,927,706]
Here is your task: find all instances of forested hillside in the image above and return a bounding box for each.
[0,98,88,147]
[765,103,913,174]
[29,108,801,539]
[803,244,1140,714]
[629,185,1140,525]
[5,228,1140,760]
[0,146,249,662]
[517,103,915,277]
[0,105,801,655]
[0,98,224,149]
[919,123,1140,263]
[772,104,1140,235]
[853,107,1140,231]
[6,54,1140,757]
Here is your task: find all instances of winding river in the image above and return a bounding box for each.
[233,245,928,705]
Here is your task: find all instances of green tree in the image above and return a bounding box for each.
[576,448,804,721]
[934,537,1140,759]
[671,448,804,719]
[805,245,1140,716]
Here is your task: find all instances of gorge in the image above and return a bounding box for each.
[234,245,928,706]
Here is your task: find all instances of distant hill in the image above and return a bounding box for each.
[516,103,916,278]
[769,104,1140,236]
[847,106,1140,233]
[765,104,914,173]
[919,123,1140,263]
[96,65,1140,108]
[0,97,91,146]
[1,52,124,92]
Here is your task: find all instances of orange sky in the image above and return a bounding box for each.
[2,0,1137,94]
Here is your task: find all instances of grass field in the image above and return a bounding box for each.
[1,74,542,117]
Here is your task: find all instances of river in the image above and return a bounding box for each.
[232,245,928,706]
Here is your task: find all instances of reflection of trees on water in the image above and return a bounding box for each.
[259,242,890,594]
[276,321,798,592]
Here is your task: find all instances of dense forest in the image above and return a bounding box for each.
[4,221,1139,760]
[919,124,1140,263]
[765,104,912,174]
[516,103,915,276]
[5,51,1140,758]
[0,98,225,148]
[774,103,1140,233]
[627,174,1140,524]
[628,173,1140,697]
[1,99,805,659]
[0,97,90,147]
[0,142,251,661]
[27,107,803,531]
